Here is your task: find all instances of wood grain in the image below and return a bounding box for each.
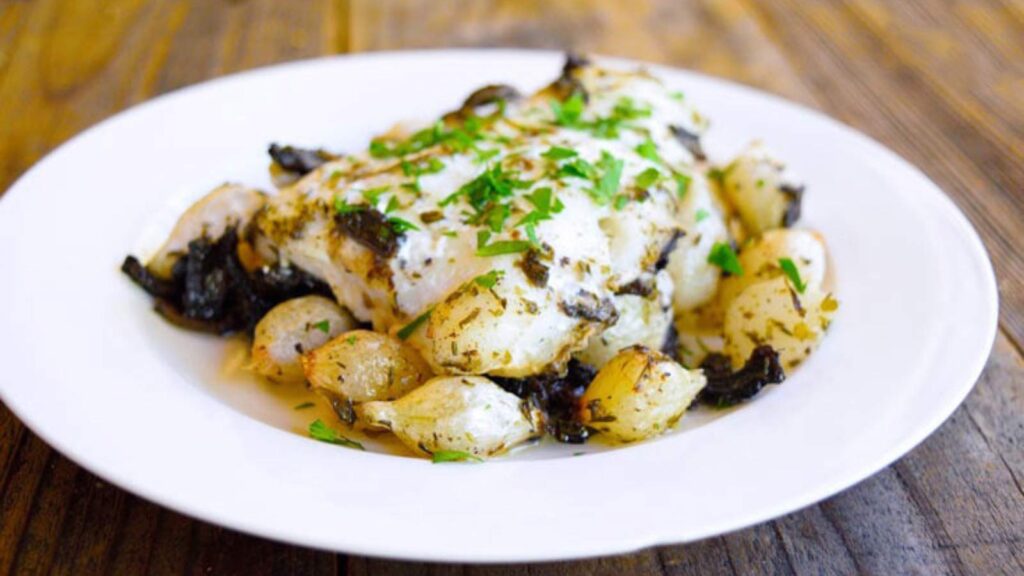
[1,1,1022,574]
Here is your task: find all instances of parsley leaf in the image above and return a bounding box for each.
[674,173,692,199]
[362,186,390,205]
[294,401,316,410]
[312,319,330,334]
[440,164,530,212]
[613,195,630,211]
[556,157,597,180]
[708,242,744,275]
[333,196,366,214]
[401,157,445,177]
[387,217,420,233]
[695,208,710,223]
[612,96,652,120]
[550,93,585,126]
[473,269,505,289]
[589,151,624,205]
[541,146,578,160]
[397,308,433,340]
[431,450,483,463]
[635,138,662,163]
[476,240,533,257]
[778,257,807,293]
[635,167,662,189]
[308,419,365,450]
[368,121,481,159]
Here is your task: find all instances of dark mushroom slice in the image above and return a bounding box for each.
[780,183,805,227]
[697,345,785,407]
[444,84,523,122]
[559,289,619,324]
[492,359,598,443]
[333,206,405,258]
[543,52,592,102]
[122,227,332,335]
[653,228,685,272]
[669,125,707,161]
[268,143,340,177]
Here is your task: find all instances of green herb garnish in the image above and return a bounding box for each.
[333,196,366,214]
[550,93,585,126]
[589,151,624,205]
[312,319,330,334]
[635,138,662,163]
[635,167,662,189]
[362,186,390,205]
[431,450,483,463]
[473,269,505,289]
[556,157,597,180]
[308,419,364,450]
[387,217,420,234]
[674,173,691,199]
[695,208,710,223]
[708,242,743,275]
[397,307,434,340]
[294,402,316,410]
[476,240,533,257]
[612,96,652,120]
[517,186,564,231]
[541,146,578,160]
[778,257,806,293]
[401,157,445,177]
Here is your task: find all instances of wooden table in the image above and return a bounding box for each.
[1,1,1022,574]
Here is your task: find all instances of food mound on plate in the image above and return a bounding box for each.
[123,54,838,460]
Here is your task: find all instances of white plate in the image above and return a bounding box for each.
[0,50,998,562]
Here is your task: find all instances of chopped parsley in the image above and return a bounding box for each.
[312,319,330,334]
[401,157,445,177]
[708,242,744,275]
[476,239,533,257]
[308,419,364,450]
[541,146,578,160]
[333,196,366,214]
[475,148,500,163]
[613,195,630,211]
[634,167,662,189]
[778,257,806,293]
[635,137,662,163]
[556,157,597,180]
[368,120,484,159]
[431,450,483,463]
[588,151,624,205]
[612,96,652,120]
[473,269,505,288]
[674,173,691,199]
[397,307,433,340]
[387,216,420,234]
[517,186,564,233]
[695,208,710,223]
[361,186,390,205]
[385,195,401,214]
[550,93,585,126]
[439,164,531,212]
[294,401,316,410]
